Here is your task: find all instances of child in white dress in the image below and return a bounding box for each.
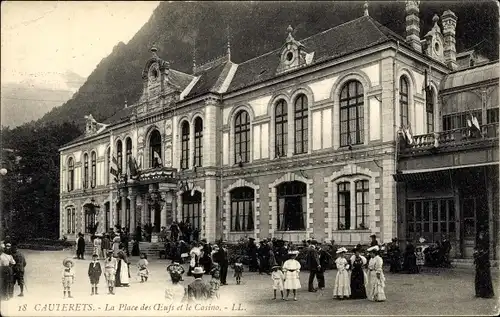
[282,250,301,301]
[271,265,285,300]
[137,253,149,282]
[333,247,351,300]
[366,245,386,302]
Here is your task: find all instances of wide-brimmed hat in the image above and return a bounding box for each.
[201,239,207,243]
[336,247,348,254]
[352,245,362,253]
[419,237,426,243]
[5,243,11,247]
[271,265,281,270]
[106,249,113,254]
[288,250,299,255]
[181,253,189,258]
[191,267,205,275]
[92,253,99,257]
[367,245,380,252]
[370,234,377,238]
[248,237,255,241]
[63,258,75,267]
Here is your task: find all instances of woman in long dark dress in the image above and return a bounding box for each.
[474,232,494,299]
[403,241,419,274]
[349,247,367,299]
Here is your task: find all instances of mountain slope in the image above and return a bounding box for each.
[36,1,499,128]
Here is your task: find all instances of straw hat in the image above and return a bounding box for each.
[181,253,189,258]
[367,245,380,252]
[62,258,75,267]
[271,265,281,270]
[191,267,205,275]
[336,247,348,254]
[288,250,299,255]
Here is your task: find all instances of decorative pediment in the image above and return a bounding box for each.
[276,25,314,74]
[422,15,445,63]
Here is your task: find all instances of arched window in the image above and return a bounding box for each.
[83,153,89,188]
[400,77,409,128]
[277,181,307,231]
[106,148,111,185]
[230,187,255,232]
[149,130,162,168]
[234,110,250,164]
[275,100,288,157]
[182,191,202,230]
[116,140,123,173]
[180,122,190,169]
[91,151,96,188]
[426,88,434,133]
[125,138,132,173]
[194,117,203,167]
[340,80,364,146]
[294,95,308,154]
[67,158,74,192]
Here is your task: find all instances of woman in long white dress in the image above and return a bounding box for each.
[115,251,130,287]
[366,245,386,302]
[282,250,301,301]
[93,235,103,259]
[112,236,121,257]
[333,247,351,299]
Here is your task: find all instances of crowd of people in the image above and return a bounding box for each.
[0,229,495,303]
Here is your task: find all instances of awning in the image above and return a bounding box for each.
[393,162,499,182]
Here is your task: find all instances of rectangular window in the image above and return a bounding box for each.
[406,198,454,242]
[67,208,72,234]
[230,188,254,232]
[337,182,351,230]
[355,180,369,229]
[487,107,499,124]
[442,109,482,131]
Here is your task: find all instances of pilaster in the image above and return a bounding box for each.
[128,186,137,233]
[120,188,127,228]
[381,158,396,243]
[204,100,217,167]
[205,177,217,242]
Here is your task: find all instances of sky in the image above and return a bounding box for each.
[1,1,160,91]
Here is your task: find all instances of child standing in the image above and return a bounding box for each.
[209,265,221,300]
[271,265,285,300]
[88,254,102,295]
[137,253,149,283]
[104,250,117,295]
[62,258,75,299]
[233,259,244,285]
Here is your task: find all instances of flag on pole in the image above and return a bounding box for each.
[154,151,163,167]
[467,112,481,137]
[110,156,119,178]
[404,128,414,146]
[128,156,139,178]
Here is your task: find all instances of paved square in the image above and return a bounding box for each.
[2,250,498,316]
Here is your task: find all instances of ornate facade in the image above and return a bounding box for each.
[59,2,498,260]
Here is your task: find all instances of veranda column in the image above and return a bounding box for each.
[137,194,144,228]
[160,192,168,228]
[205,176,217,242]
[129,186,137,234]
[148,184,155,226]
[120,188,127,228]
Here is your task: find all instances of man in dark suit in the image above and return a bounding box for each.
[76,233,85,259]
[185,267,211,302]
[213,241,229,285]
[306,240,321,292]
[317,244,331,290]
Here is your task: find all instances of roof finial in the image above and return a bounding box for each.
[192,38,197,74]
[287,25,293,35]
[151,44,158,58]
[124,98,128,108]
[226,25,231,61]
[364,1,369,16]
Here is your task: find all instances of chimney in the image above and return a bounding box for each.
[405,0,422,53]
[442,10,458,70]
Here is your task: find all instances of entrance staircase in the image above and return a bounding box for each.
[84,242,166,258]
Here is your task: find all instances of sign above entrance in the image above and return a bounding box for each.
[140,167,178,182]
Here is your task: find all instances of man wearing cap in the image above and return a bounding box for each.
[306,240,321,292]
[10,245,26,297]
[213,241,229,285]
[185,267,211,302]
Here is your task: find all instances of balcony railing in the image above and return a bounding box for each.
[401,122,499,151]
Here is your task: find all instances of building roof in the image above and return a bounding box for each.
[184,61,230,99]
[440,61,499,91]
[227,15,408,93]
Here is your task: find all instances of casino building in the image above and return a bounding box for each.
[59,2,498,261]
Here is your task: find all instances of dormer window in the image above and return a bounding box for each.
[276,25,313,74]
